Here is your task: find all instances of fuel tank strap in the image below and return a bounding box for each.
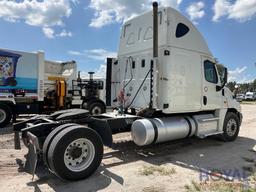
[184,117,192,138]
[148,119,158,144]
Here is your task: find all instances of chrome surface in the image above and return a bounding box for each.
[226,119,237,137]
[131,116,196,146]
[64,138,95,172]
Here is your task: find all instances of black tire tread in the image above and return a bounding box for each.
[221,112,240,142]
[47,126,103,180]
[0,104,12,128]
[42,123,77,169]
[88,102,105,115]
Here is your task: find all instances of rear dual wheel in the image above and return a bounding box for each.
[43,124,103,180]
[42,123,77,168]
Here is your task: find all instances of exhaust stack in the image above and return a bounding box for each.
[150,2,159,109]
[152,2,158,58]
[77,71,81,82]
[88,72,95,82]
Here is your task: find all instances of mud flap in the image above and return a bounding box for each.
[24,132,40,180]
[88,118,113,147]
[25,143,38,180]
[14,131,21,150]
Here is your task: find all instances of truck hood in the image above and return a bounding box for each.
[224,87,241,112]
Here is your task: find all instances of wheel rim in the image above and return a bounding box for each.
[226,119,237,137]
[91,106,101,115]
[0,109,6,123]
[64,138,95,172]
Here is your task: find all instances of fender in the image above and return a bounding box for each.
[88,117,113,147]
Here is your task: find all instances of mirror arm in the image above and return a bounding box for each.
[216,85,222,92]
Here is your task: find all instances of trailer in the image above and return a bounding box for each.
[0,49,46,127]
[0,49,106,127]
[14,2,242,181]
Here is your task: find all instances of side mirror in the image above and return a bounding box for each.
[216,67,228,92]
[223,67,228,85]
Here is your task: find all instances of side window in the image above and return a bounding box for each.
[132,60,136,69]
[144,27,153,40]
[204,60,218,84]
[176,23,190,38]
[123,23,131,37]
[141,59,145,68]
[127,33,135,45]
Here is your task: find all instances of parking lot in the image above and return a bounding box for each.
[0,104,255,192]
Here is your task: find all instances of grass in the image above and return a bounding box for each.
[184,180,202,192]
[241,101,256,105]
[142,186,164,192]
[252,172,256,182]
[139,165,176,176]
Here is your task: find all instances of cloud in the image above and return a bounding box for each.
[42,27,55,39]
[85,49,117,60]
[228,66,252,83]
[0,0,76,38]
[89,0,182,28]
[57,29,73,37]
[186,1,205,24]
[43,27,72,38]
[80,64,107,78]
[68,51,83,56]
[213,0,256,22]
[68,49,117,60]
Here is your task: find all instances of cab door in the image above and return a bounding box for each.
[201,57,223,110]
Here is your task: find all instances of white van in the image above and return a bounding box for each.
[245,92,256,100]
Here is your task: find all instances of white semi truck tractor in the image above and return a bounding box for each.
[14,2,242,181]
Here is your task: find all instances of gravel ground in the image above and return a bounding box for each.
[0,104,255,192]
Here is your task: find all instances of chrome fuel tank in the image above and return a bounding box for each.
[131,116,196,146]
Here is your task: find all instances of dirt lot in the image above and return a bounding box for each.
[0,104,255,192]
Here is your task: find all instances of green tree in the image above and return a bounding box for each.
[252,79,256,91]
[226,81,236,92]
[240,83,250,93]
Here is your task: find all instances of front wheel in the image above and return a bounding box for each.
[47,125,103,180]
[88,102,105,115]
[221,112,240,142]
[0,104,12,127]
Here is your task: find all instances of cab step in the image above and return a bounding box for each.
[198,131,223,139]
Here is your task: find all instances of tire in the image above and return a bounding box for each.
[42,123,77,169]
[88,102,105,115]
[0,104,12,128]
[221,112,240,142]
[47,125,103,180]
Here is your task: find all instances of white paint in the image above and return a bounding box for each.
[111,6,241,122]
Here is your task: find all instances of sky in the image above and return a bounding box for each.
[0,0,255,83]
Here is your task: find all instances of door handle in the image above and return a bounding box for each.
[203,96,207,105]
